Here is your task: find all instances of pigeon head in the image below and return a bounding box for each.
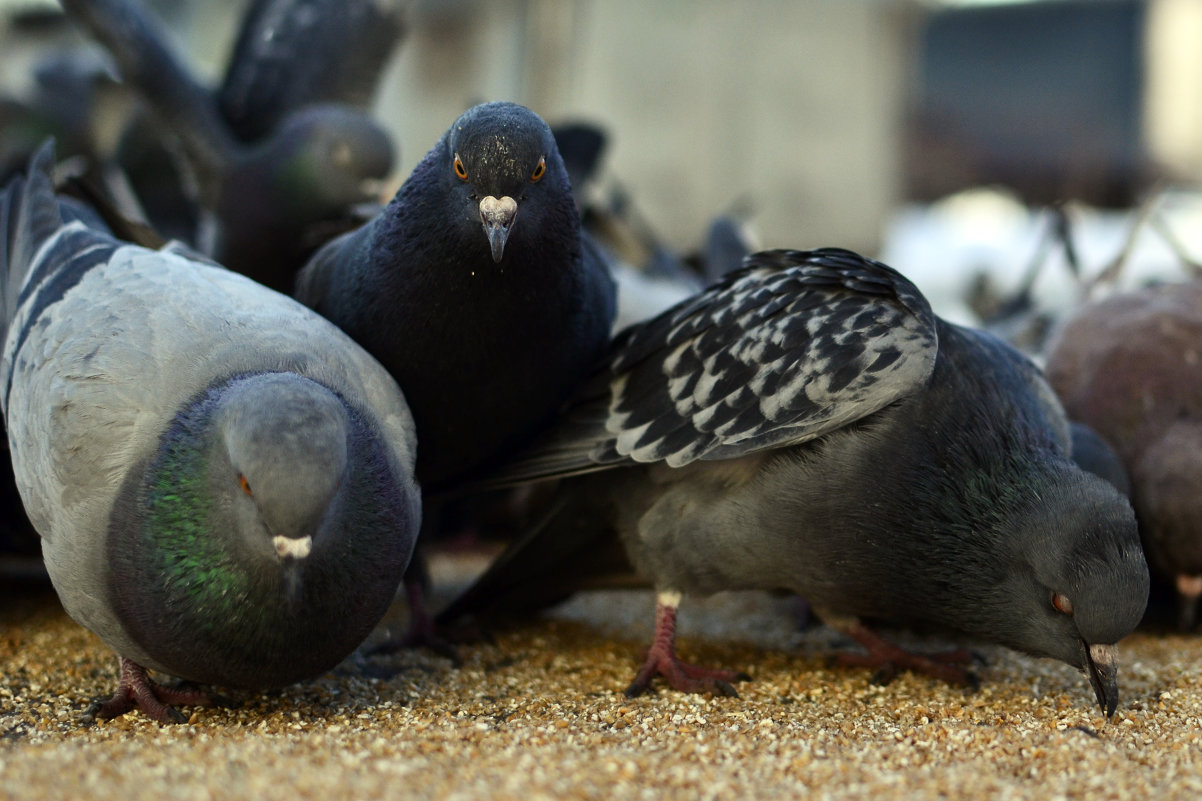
[441,101,572,263]
[107,371,412,688]
[992,471,1148,716]
[215,372,350,567]
[234,103,394,219]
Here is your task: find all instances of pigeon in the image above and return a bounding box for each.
[691,210,757,285]
[0,48,129,185]
[1044,281,1202,630]
[550,120,608,214]
[0,142,420,722]
[439,247,1149,718]
[216,0,407,143]
[293,100,615,653]
[1069,421,1131,498]
[294,100,617,489]
[58,0,399,292]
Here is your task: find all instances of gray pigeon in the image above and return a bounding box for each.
[0,142,420,723]
[440,248,1149,718]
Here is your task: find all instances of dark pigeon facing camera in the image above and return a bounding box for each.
[294,100,615,653]
[440,248,1149,718]
[0,143,420,723]
[295,101,617,488]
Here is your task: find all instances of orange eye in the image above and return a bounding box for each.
[530,155,546,182]
[1052,593,1073,615]
[453,153,468,181]
[238,473,253,496]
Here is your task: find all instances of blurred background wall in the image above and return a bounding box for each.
[3,0,1202,258]
[372,0,915,257]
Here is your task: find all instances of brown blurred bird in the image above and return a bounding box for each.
[1045,281,1202,629]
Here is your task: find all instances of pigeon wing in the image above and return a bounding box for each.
[483,247,939,485]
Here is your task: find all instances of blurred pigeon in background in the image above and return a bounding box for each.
[1068,421,1131,498]
[550,120,607,215]
[217,0,408,142]
[0,47,130,185]
[0,142,420,722]
[1045,281,1202,630]
[440,247,1149,718]
[547,119,756,330]
[59,0,404,291]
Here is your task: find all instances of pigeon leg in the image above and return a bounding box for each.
[830,618,979,688]
[84,658,212,724]
[625,592,749,698]
[1175,574,1202,631]
[368,554,461,664]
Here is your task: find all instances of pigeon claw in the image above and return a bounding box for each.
[479,195,518,263]
[833,620,979,689]
[624,651,748,699]
[83,657,212,724]
[364,579,462,666]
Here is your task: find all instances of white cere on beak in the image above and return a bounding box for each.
[657,590,684,609]
[273,535,313,560]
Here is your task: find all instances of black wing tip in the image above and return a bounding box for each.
[1,139,59,334]
[3,138,61,265]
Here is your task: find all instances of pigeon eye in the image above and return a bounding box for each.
[530,156,546,182]
[1052,592,1073,615]
[453,153,468,181]
[238,473,253,496]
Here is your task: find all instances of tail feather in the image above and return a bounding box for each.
[1,141,64,335]
[1,141,124,416]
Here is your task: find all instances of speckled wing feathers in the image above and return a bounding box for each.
[484,248,939,483]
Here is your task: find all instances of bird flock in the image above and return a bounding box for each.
[0,0,1194,728]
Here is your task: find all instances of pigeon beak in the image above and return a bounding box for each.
[273,535,313,561]
[1083,642,1119,719]
[479,195,518,263]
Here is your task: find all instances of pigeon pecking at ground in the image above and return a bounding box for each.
[58,0,401,292]
[438,247,1149,718]
[0,142,421,723]
[1045,281,1202,630]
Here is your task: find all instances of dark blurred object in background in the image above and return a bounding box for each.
[906,0,1154,208]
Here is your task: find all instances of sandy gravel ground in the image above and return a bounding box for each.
[2,553,1201,801]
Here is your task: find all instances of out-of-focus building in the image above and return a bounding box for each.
[5,0,1202,254]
